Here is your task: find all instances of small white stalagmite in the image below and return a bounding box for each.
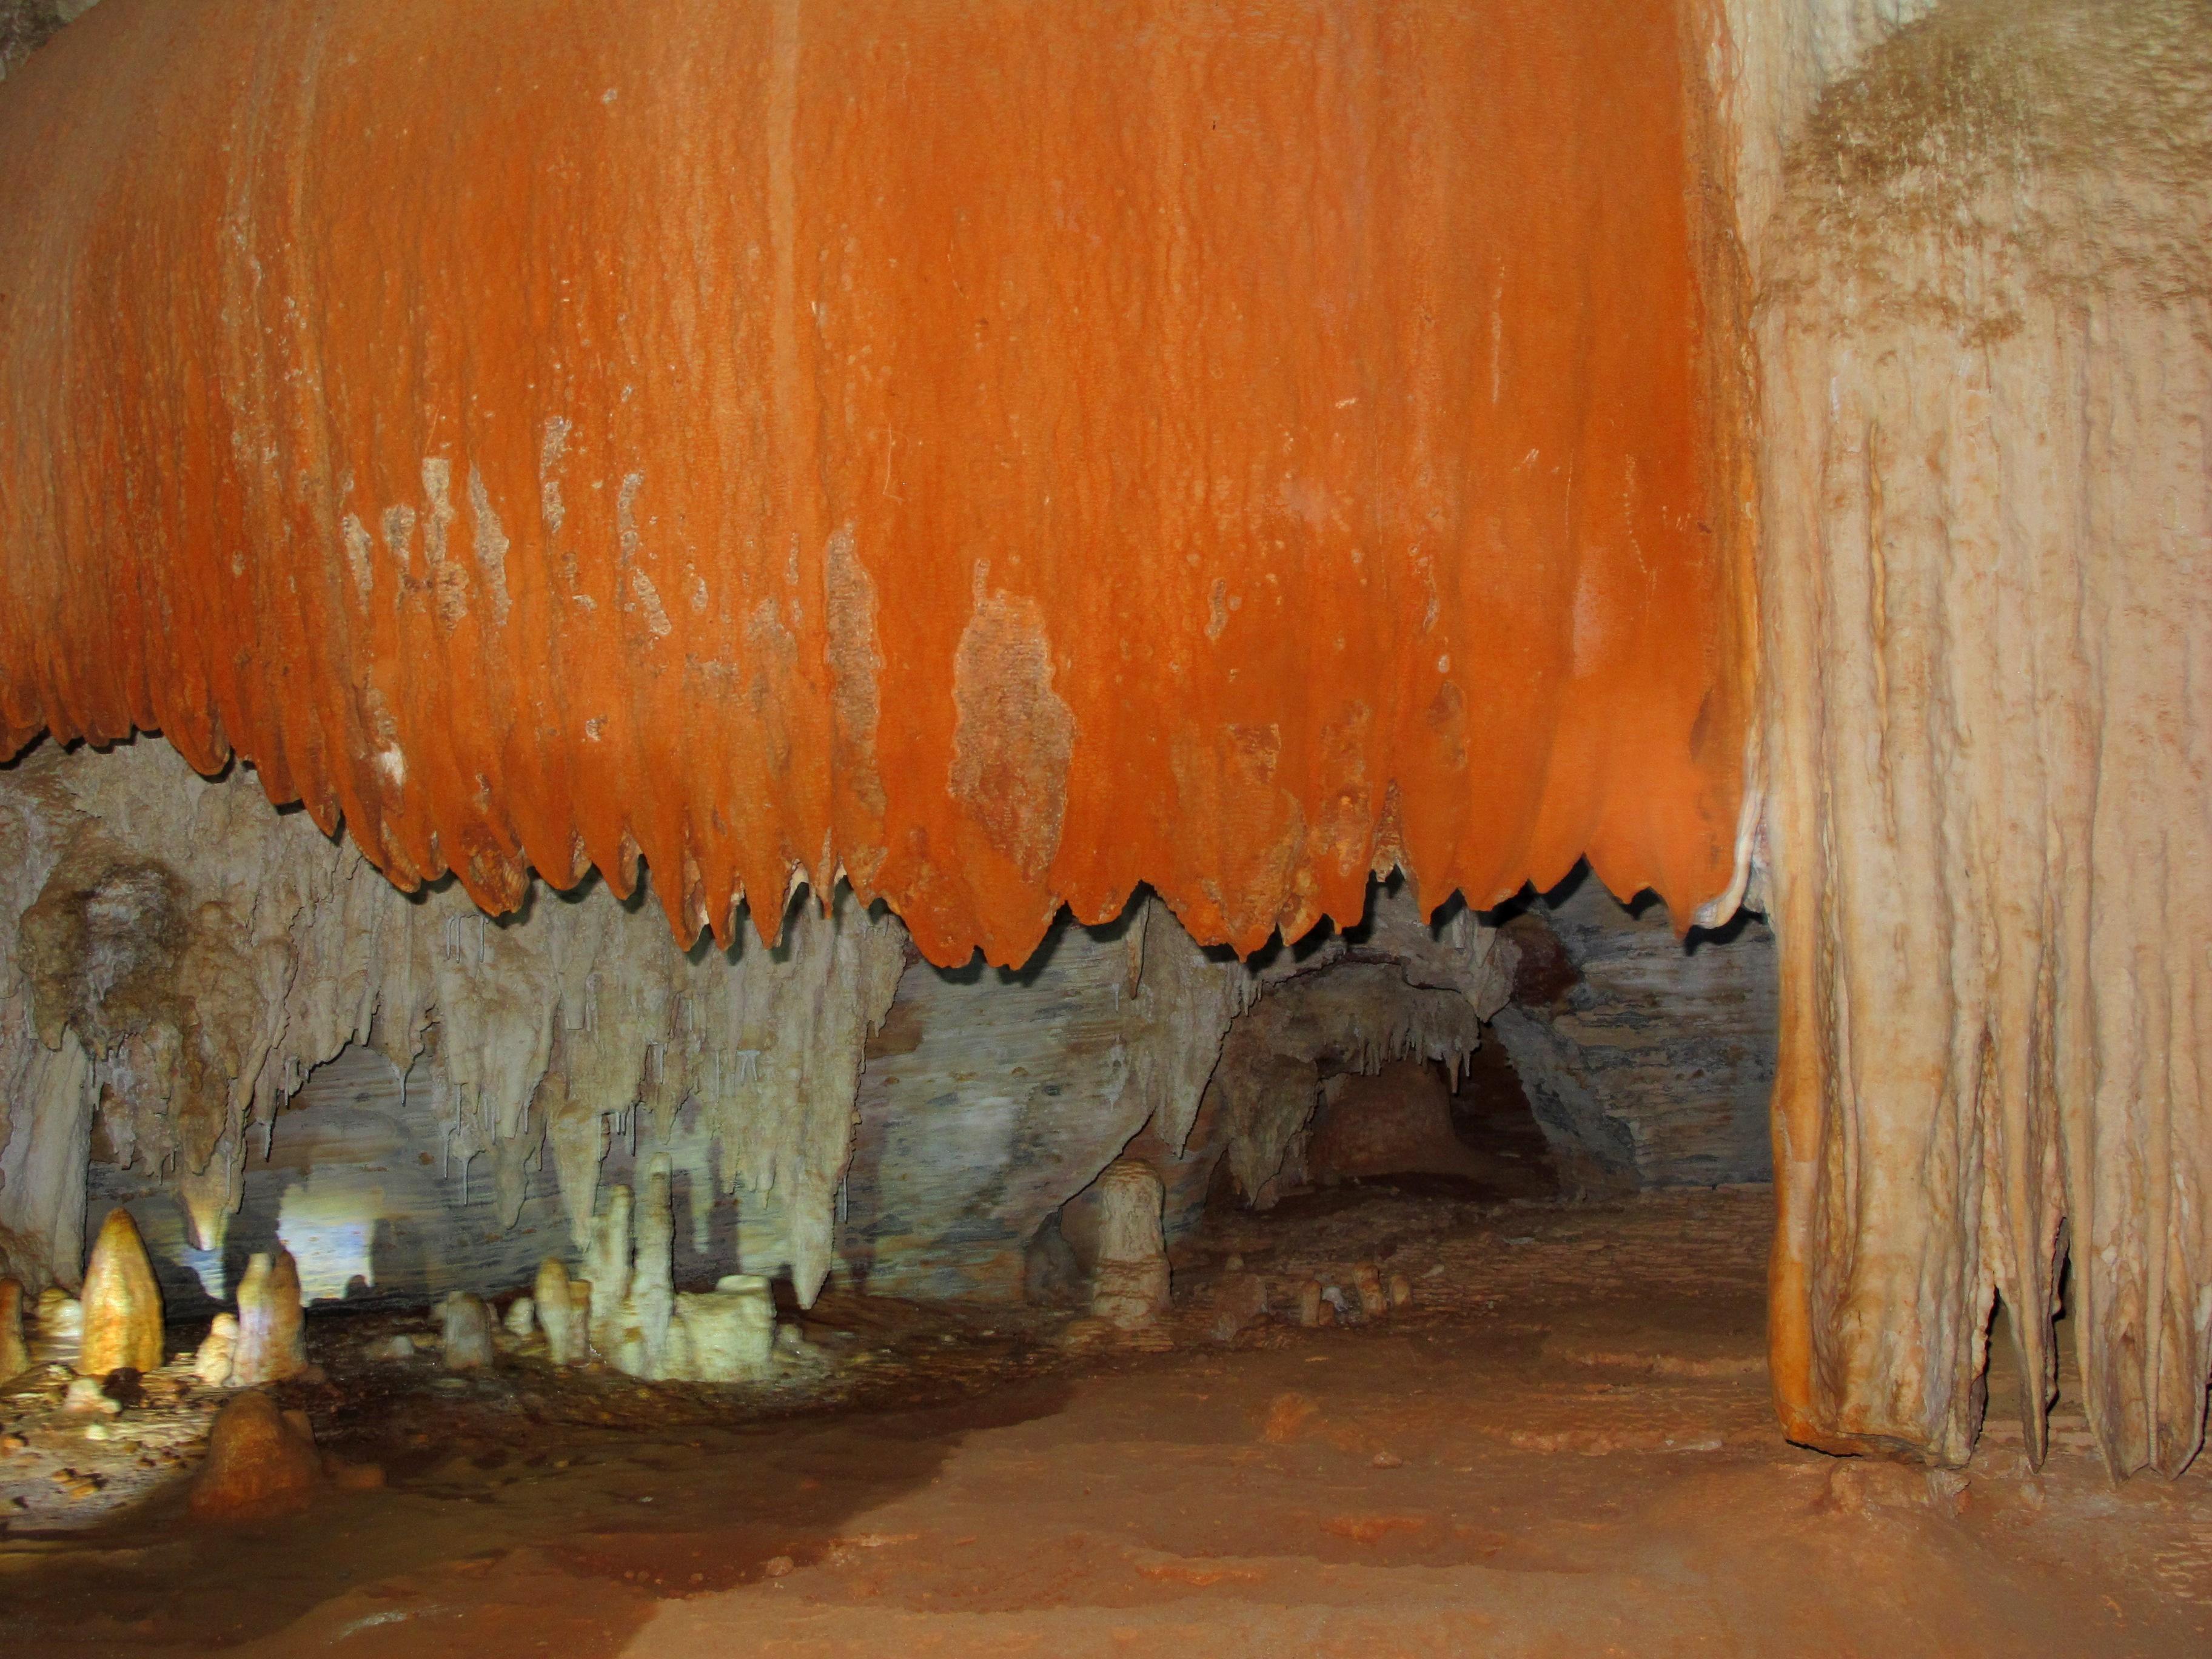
[533,1259,586,1365]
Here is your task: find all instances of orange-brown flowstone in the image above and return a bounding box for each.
[0,0,1748,967]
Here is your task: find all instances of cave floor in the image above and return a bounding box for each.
[4,1184,2208,1657]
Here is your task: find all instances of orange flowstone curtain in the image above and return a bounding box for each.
[0,0,1746,967]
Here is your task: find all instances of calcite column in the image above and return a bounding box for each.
[77,1208,162,1376]
[1756,1,2212,1475]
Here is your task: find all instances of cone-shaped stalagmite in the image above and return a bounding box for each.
[0,1278,28,1381]
[232,1248,306,1386]
[78,1209,163,1376]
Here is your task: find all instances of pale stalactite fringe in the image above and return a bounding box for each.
[0,738,902,1307]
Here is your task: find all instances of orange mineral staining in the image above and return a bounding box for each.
[0,0,1746,966]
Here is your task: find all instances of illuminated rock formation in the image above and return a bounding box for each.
[534,1259,586,1368]
[675,1277,777,1384]
[192,1313,238,1388]
[0,0,2202,1493]
[440,1293,495,1372]
[230,1248,306,1388]
[76,1207,161,1376]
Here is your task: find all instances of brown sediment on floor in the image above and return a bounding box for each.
[2,1185,2207,1658]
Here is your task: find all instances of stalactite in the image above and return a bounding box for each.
[0,737,903,1308]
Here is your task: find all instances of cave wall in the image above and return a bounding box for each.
[13,739,1519,1313]
[1489,873,1777,1193]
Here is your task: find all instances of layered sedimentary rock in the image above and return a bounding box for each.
[1758,0,2212,1476]
[0,0,1749,975]
[1487,873,1777,1192]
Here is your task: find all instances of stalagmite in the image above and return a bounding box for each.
[503,1296,535,1339]
[628,1156,675,1380]
[0,1278,26,1380]
[534,1260,586,1367]
[31,1287,80,1367]
[676,1277,777,1383]
[189,1392,321,1521]
[192,1313,239,1388]
[440,1293,495,1371]
[76,1208,161,1377]
[230,1248,306,1387]
[583,1186,633,1361]
[1088,1161,1170,1332]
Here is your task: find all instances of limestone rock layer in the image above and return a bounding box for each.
[0,0,1748,968]
[1759,0,2212,1478]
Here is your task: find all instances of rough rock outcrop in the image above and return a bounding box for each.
[76,1207,160,1376]
[1487,873,1776,1192]
[1758,0,2212,1476]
